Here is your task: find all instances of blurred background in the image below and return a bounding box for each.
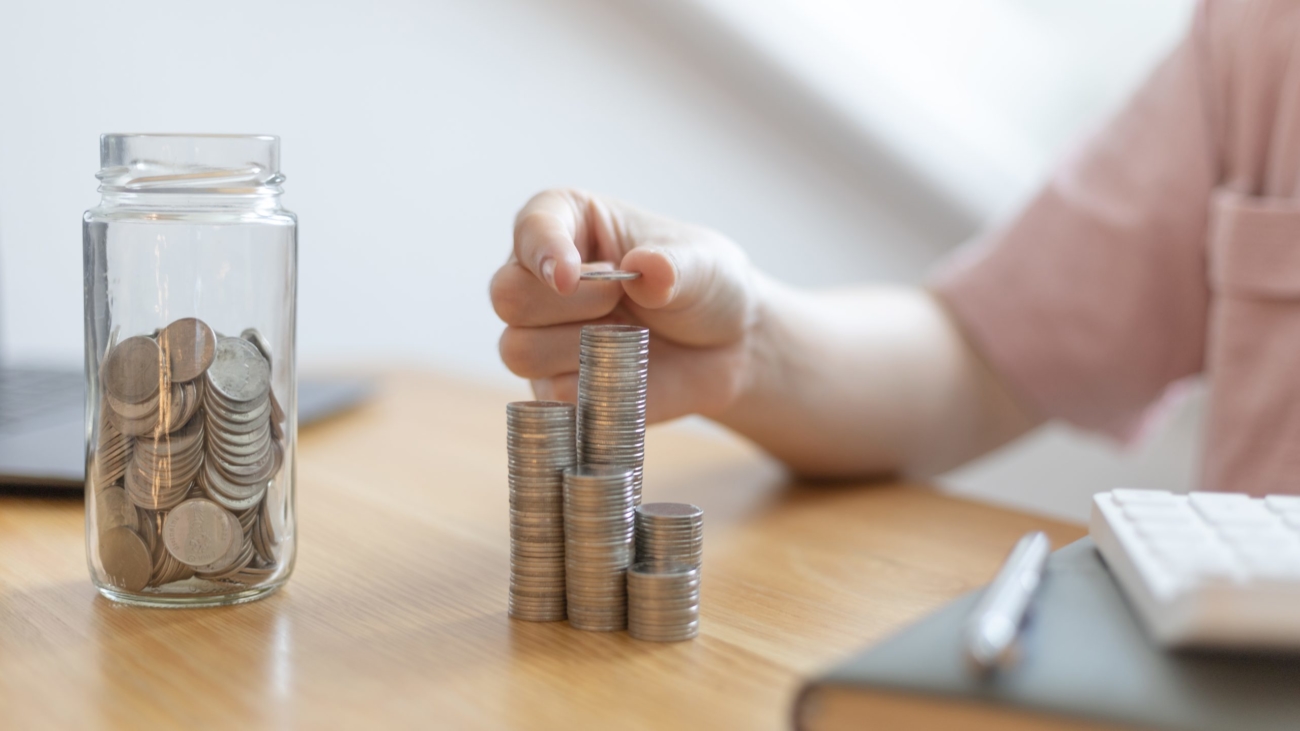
[0,0,1197,521]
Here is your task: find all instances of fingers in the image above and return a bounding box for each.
[499,323,583,380]
[491,261,624,327]
[513,189,631,296]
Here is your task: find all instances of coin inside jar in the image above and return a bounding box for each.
[159,317,217,383]
[207,337,271,402]
[95,485,140,533]
[240,327,274,367]
[163,498,237,567]
[100,526,152,592]
[101,335,163,404]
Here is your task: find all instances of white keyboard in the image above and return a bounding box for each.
[1090,489,1300,650]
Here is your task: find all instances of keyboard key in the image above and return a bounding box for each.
[1265,495,1300,514]
[1219,527,1297,550]
[1112,489,1175,505]
[1123,504,1196,525]
[1138,523,1213,545]
[1189,491,1252,511]
[1189,494,1273,524]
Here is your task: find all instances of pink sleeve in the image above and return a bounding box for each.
[930,2,1223,441]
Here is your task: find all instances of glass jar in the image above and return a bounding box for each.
[83,134,297,607]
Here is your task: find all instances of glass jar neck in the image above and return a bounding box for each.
[96,189,285,214]
[95,134,286,214]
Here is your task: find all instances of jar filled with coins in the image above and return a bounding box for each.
[83,134,297,606]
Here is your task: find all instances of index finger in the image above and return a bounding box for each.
[513,189,590,296]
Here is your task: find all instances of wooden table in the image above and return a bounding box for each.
[0,371,1085,729]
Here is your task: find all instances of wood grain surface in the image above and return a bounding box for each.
[0,370,1086,730]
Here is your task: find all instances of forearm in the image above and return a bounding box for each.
[714,276,1041,479]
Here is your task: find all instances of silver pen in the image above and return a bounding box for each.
[963,531,1051,673]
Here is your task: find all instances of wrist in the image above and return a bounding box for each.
[713,270,790,424]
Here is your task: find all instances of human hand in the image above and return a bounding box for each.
[490,189,763,422]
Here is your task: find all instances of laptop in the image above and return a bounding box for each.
[0,366,373,489]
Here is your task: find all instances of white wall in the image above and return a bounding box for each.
[0,0,1199,521]
[0,0,945,372]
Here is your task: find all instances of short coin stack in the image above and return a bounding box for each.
[577,325,649,504]
[507,401,577,621]
[92,317,287,593]
[635,502,704,568]
[564,465,637,631]
[627,562,701,642]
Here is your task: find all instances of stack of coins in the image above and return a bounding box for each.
[507,401,577,621]
[126,416,204,510]
[564,465,636,631]
[200,337,282,513]
[92,411,131,486]
[577,324,649,504]
[627,562,701,642]
[635,502,704,568]
[90,318,287,593]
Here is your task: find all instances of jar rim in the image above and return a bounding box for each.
[98,134,283,194]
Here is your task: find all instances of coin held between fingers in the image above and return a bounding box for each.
[580,270,641,282]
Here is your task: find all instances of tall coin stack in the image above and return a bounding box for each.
[92,317,287,593]
[627,562,701,642]
[507,401,577,621]
[635,502,704,568]
[577,324,649,505]
[564,465,637,631]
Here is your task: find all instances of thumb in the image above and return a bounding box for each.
[617,234,754,347]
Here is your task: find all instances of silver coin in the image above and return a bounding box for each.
[124,464,192,511]
[108,407,160,438]
[197,546,247,580]
[100,526,152,592]
[199,479,267,513]
[241,327,274,368]
[205,395,272,426]
[137,414,205,454]
[163,498,237,567]
[206,337,271,403]
[101,335,163,404]
[95,486,140,533]
[579,269,641,281]
[160,317,216,383]
[106,391,160,421]
[195,510,246,574]
[626,562,701,641]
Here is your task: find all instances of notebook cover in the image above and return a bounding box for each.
[796,539,1300,731]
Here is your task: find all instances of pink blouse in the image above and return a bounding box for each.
[932,0,1300,495]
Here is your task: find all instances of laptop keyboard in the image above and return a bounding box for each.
[0,368,85,432]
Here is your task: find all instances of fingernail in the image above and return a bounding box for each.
[540,258,558,291]
[532,379,554,400]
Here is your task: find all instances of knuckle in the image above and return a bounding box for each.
[490,272,528,325]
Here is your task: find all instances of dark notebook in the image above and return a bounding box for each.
[796,539,1300,731]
